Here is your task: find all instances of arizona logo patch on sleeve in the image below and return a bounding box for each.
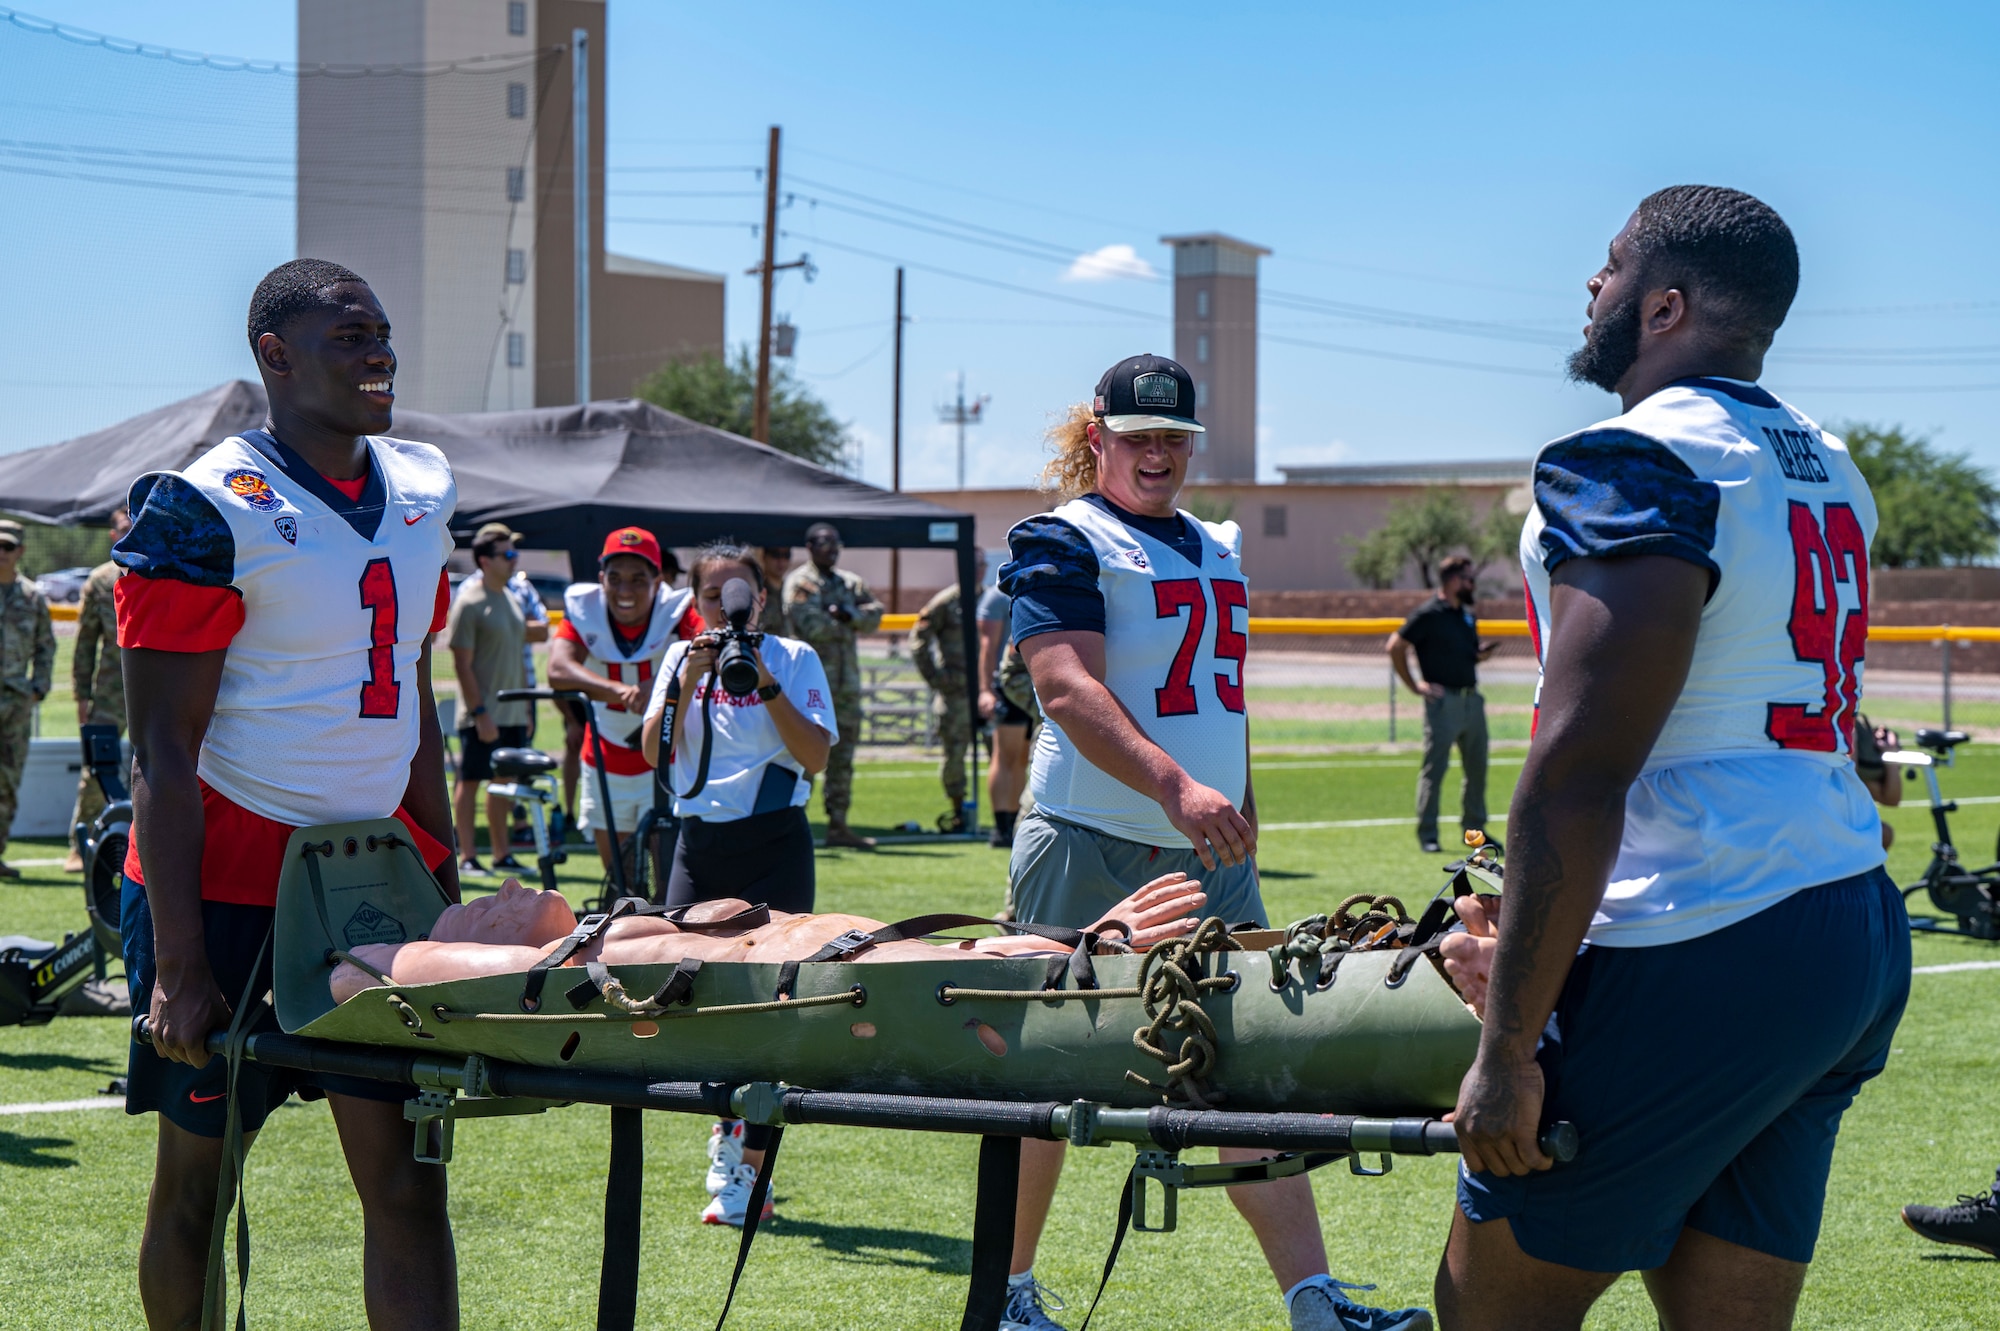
[222,468,284,512]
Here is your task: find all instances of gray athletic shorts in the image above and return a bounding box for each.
[1007,807,1267,930]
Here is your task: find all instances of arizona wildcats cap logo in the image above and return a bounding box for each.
[223,467,283,512]
[1132,373,1179,408]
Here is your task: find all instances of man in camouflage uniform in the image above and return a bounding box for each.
[783,522,883,849]
[0,519,56,879]
[907,556,982,833]
[64,507,131,872]
[758,546,793,636]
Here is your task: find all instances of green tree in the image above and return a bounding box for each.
[1837,423,2000,568]
[635,346,850,470]
[1348,487,1472,588]
[1182,488,1236,526]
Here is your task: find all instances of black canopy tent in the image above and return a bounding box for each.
[0,382,985,828]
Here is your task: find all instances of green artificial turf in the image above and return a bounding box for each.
[3,749,1999,1328]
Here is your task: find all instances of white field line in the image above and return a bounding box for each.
[859,758,1531,778]
[1263,814,1512,831]
[0,1097,123,1116]
[1912,960,2000,975]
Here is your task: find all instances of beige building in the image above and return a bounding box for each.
[846,459,1533,601]
[1161,232,1269,483]
[297,0,722,413]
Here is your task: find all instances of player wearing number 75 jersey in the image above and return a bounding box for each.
[1441,189,1908,1331]
[112,261,460,1328]
[994,355,1429,1331]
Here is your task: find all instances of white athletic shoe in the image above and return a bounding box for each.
[705,1120,745,1196]
[701,1162,775,1227]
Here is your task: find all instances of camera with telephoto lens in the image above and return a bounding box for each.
[711,576,765,696]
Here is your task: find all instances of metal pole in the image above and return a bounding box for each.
[956,371,967,491]
[891,267,904,612]
[753,126,781,443]
[571,28,590,404]
[1943,635,1953,730]
[1388,660,1397,743]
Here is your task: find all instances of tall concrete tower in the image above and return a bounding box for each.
[1159,232,1269,482]
[296,0,722,413]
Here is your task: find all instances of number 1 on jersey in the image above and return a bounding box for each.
[358,558,402,719]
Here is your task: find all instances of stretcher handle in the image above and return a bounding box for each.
[495,687,590,705]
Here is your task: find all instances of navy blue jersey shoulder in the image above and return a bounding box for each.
[1077,492,1203,565]
[1000,515,1105,643]
[1535,429,1722,593]
[1676,377,1781,410]
[114,473,236,587]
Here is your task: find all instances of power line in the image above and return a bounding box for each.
[779,229,1161,321]
[1263,333,1557,380]
[0,5,559,75]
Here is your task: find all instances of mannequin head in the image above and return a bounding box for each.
[429,877,577,946]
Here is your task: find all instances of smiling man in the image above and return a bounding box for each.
[115,258,460,1329]
[992,355,1426,1331]
[1439,189,1906,1331]
[547,525,696,871]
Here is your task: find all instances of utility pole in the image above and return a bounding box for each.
[745,126,813,445]
[571,27,590,404]
[890,267,905,611]
[752,125,779,442]
[937,372,989,491]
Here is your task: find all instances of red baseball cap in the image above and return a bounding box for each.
[598,526,661,571]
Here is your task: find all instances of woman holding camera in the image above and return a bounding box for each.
[640,542,837,1227]
[642,541,835,911]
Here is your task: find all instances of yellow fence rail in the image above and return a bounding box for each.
[878,612,2000,644]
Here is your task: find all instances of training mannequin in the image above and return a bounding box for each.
[1439,894,1500,1019]
[331,873,1208,1004]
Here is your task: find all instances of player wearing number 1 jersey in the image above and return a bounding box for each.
[117,261,460,1328]
[995,356,1427,1331]
[1441,190,1908,1331]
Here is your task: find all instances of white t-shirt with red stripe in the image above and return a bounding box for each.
[555,581,697,775]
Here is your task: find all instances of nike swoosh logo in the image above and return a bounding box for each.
[188,1091,226,1103]
[404,512,425,525]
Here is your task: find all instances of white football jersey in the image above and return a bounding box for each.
[1521,378,1884,946]
[127,430,456,828]
[560,581,695,752]
[1019,497,1249,846]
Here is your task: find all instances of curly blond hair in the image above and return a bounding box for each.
[1038,403,1098,501]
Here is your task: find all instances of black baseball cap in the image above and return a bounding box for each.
[1093,353,1204,434]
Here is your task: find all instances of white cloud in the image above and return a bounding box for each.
[1062,243,1157,283]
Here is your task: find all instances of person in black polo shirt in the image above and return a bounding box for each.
[1387,554,1495,853]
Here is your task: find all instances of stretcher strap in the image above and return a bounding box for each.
[597,1106,644,1331]
[1075,1167,1136,1331]
[959,1135,1021,1331]
[774,913,1106,1000]
[712,1124,783,1330]
[523,899,644,1011]
[567,956,704,1014]
[202,925,272,1331]
[328,948,396,989]
[439,985,863,1024]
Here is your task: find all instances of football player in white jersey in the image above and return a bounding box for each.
[546,526,697,871]
[1439,189,1908,1331]
[996,356,1427,1331]
[117,260,460,1327]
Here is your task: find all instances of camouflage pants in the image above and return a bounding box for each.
[935,689,971,806]
[69,703,125,852]
[822,689,863,823]
[0,699,30,856]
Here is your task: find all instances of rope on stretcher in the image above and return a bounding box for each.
[427,985,867,1025]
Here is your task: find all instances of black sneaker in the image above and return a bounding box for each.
[492,855,527,872]
[1419,840,1441,854]
[1902,1189,2000,1255]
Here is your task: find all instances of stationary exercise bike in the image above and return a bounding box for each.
[493,687,663,911]
[1888,727,2000,940]
[0,723,131,1025]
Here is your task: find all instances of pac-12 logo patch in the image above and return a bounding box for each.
[1132,372,1179,409]
[273,516,298,545]
[223,468,283,512]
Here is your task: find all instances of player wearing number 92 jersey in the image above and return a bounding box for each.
[113,427,457,901]
[1521,376,1884,945]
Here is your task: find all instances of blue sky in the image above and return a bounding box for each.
[7,1,1998,492]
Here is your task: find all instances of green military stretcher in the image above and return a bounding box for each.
[161,819,1563,1331]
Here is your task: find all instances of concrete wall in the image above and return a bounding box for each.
[841,481,1522,599]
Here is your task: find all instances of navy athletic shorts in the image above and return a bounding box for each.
[122,871,413,1138]
[1457,865,1909,1270]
